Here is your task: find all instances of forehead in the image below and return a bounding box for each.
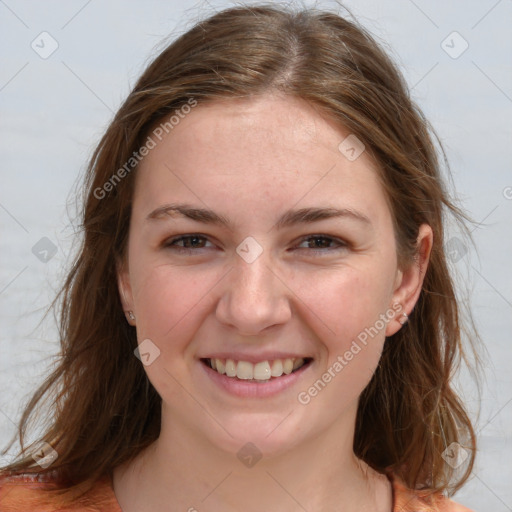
[133,94,390,230]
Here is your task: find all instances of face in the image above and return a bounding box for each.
[118,93,428,457]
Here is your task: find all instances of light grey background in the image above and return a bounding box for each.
[1,1,511,510]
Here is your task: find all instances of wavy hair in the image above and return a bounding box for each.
[1,2,479,501]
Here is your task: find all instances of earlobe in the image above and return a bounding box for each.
[386,224,433,336]
[117,260,136,326]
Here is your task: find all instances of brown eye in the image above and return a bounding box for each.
[295,235,347,254]
[164,234,214,253]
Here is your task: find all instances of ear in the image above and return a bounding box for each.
[117,257,136,326]
[386,223,433,336]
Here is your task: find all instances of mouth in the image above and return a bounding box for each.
[200,357,313,382]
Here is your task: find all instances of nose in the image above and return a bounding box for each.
[215,251,292,336]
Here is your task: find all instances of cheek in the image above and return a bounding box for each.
[294,266,394,401]
[296,264,393,340]
[131,263,223,346]
[293,269,392,410]
[129,263,224,398]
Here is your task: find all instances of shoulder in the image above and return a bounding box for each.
[388,472,474,512]
[0,471,122,512]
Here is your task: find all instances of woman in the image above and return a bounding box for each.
[0,4,478,511]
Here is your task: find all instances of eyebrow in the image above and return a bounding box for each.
[146,203,372,230]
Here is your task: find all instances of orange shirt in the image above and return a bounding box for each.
[0,471,474,511]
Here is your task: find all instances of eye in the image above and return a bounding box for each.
[162,234,348,256]
[294,235,348,255]
[163,234,215,253]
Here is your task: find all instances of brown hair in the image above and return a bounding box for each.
[1,2,479,500]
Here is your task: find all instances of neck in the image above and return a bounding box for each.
[113,403,392,512]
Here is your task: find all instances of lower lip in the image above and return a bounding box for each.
[199,359,313,398]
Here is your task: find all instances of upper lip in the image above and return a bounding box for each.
[199,352,313,364]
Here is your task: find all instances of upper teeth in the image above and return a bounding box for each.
[209,358,306,381]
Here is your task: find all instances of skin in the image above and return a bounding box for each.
[114,93,432,512]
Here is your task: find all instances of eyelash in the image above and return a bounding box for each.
[163,234,348,256]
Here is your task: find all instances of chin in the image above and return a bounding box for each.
[206,413,311,462]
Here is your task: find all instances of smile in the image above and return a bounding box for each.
[199,356,314,398]
[201,357,313,381]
